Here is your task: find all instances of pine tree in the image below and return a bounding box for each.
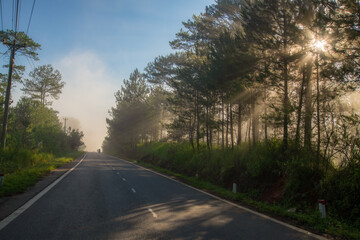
[22,64,64,105]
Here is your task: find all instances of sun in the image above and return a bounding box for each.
[313,40,326,52]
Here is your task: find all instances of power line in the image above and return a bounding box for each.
[26,55,35,70]
[63,118,68,133]
[26,0,36,34]
[18,0,22,31]
[2,0,21,149]
[15,0,20,32]
[1,0,37,149]
[0,0,3,31]
[12,0,14,30]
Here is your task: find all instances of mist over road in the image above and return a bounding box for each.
[0,153,324,239]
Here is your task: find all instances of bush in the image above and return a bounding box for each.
[245,142,280,181]
[283,158,322,207]
[137,141,359,221]
[124,141,360,238]
[0,149,74,197]
[0,149,56,173]
[322,162,360,226]
[137,141,283,195]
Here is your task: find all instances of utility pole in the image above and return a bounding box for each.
[1,33,25,149]
[63,117,68,134]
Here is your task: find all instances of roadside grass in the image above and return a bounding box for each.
[124,157,360,240]
[0,149,83,197]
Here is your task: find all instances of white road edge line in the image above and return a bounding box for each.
[131,188,136,193]
[0,153,87,231]
[148,208,158,218]
[114,156,328,240]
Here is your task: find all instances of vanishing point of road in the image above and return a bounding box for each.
[0,152,327,239]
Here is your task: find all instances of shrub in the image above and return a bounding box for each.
[322,162,360,226]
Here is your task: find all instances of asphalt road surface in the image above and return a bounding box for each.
[0,152,326,240]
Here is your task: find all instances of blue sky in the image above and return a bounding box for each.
[9,0,214,79]
[1,0,215,150]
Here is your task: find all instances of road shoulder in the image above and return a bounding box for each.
[0,154,84,221]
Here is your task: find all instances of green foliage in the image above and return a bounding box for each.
[137,141,281,193]
[0,148,53,173]
[0,29,83,198]
[1,64,25,87]
[6,98,84,154]
[0,30,41,60]
[129,139,360,238]
[103,1,360,238]
[283,153,322,207]
[127,155,360,239]
[67,129,84,151]
[103,70,164,155]
[21,64,64,105]
[0,149,74,196]
[322,162,360,227]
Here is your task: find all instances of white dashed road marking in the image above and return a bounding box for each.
[114,155,328,240]
[148,208,158,218]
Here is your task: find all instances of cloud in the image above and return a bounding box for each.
[52,50,118,151]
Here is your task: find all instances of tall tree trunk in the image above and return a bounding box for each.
[226,103,229,148]
[304,63,313,150]
[282,11,289,153]
[217,104,220,146]
[206,101,210,150]
[196,91,200,151]
[263,57,268,143]
[221,92,225,149]
[248,111,252,152]
[283,62,289,152]
[160,105,164,140]
[316,53,321,161]
[251,99,259,146]
[295,64,307,147]
[40,90,45,105]
[237,103,242,145]
[189,114,195,151]
[230,103,234,149]
[217,122,220,146]
[264,94,268,142]
[210,104,215,149]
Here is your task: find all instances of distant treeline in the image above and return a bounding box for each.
[3,97,84,155]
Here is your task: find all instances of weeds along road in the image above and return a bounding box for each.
[0,152,326,240]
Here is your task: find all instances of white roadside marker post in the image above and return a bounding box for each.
[0,173,4,187]
[232,182,237,194]
[318,200,326,218]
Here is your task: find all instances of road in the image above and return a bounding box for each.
[0,152,325,240]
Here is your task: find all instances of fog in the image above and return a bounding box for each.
[59,117,81,133]
[52,50,118,151]
[349,91,360,114]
